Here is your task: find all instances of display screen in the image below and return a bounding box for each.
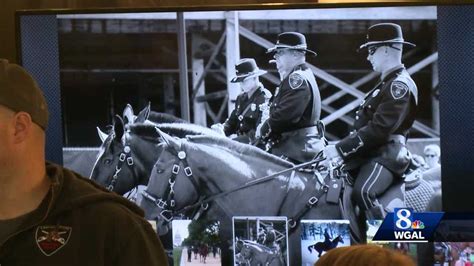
[17,4,462,265]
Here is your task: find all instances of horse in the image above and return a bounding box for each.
[90,103,221,195]
[199,244,208,263]
[307,235,344,257]
[139,130,343,265]
[237,240,285,266]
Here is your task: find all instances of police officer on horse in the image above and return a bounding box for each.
[258,32,324,163]
[322,23,418,219]
[213,58,271,144]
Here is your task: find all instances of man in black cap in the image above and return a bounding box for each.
[212,58,271,144]
[322,23,418,219]
[0,59,167,265]
[258,32,323,163]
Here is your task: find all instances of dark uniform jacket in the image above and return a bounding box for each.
[335,65,418,176]
[224,84,271,142]
[261,63,322,162]
[266,63,320,133]
[0,163,167,266]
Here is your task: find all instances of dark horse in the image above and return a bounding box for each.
[90,104,220,195]
[140,130,343,266]
[307,235,344,257]
[236,240,285,266]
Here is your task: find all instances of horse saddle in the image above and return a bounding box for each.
[338,177,405,243]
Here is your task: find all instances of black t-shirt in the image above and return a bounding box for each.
[0,189,51,246]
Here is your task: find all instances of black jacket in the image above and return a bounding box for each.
[336,65,418,175]
[0,163,167,266]
[264,63,321,135]
[224,84,271,141]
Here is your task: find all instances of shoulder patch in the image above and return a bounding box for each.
[391,81,409,100]
[289,72,304,90]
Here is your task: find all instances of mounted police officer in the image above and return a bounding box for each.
[212,58,271,144]
[323,23,418,219]
[258,32,324,163]
[262,223,277,250]
[323,228,332,247]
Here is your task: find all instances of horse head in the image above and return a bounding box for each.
[140,129,201,235]
[335,235,344,244]
[90,104,162,195]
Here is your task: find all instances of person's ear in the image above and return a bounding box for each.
[12,112,33,144]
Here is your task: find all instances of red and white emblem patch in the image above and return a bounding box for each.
[35,225,72,256]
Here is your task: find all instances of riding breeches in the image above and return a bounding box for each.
[352,161,394,211]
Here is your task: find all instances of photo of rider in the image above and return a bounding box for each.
[233,216,288,266]
[300,219,351,266]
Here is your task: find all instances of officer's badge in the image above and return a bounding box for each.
[289,73,304,89]
[36,225,72,256]
[391,81,409,100]
[251,103,256,111]
[372,89,380,97]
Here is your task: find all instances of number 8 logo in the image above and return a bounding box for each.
[395,209,412,230]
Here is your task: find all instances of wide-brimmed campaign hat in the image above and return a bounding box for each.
[359,23,416,51]
[266,32,317,56]
[230,58,267,83]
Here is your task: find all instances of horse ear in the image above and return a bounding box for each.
[135,102,151,123]
[114,115,125,140]
[123,104,135,126]
[96,127,109,143]
[156,127,181,151]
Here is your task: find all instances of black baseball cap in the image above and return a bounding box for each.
[0,59,49,130]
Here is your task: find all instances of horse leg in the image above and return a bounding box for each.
[307,245,313,253]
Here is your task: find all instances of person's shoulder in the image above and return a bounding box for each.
[384,73,417,101]
[258,87,272,99]
[393,70,416,88]
[48,163,146,221]
[287,71,309,90]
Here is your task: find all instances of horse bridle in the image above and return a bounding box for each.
[141,141,329,227]
[141,145,204,223]
[106,138,140,192]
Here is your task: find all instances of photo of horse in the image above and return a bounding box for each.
[172,219,222,266]
[300,219,351,266]
[233,216,288,266]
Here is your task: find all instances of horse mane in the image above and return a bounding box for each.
[186,135,294,168]
[148,111,188,124]
[129,122,223,138]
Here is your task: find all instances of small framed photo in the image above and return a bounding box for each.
[300,219,351,266]
[233,216,289,266]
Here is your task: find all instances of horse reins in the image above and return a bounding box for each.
[142,144,329,227]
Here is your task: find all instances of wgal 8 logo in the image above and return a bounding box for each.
[393,208,425,240]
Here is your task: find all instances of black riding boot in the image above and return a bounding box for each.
[365,204,386,220]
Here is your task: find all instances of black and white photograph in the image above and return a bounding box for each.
[233,216,288,266]
[300,219,351,266]
[172,219,222,266]
[18,4,442,265]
